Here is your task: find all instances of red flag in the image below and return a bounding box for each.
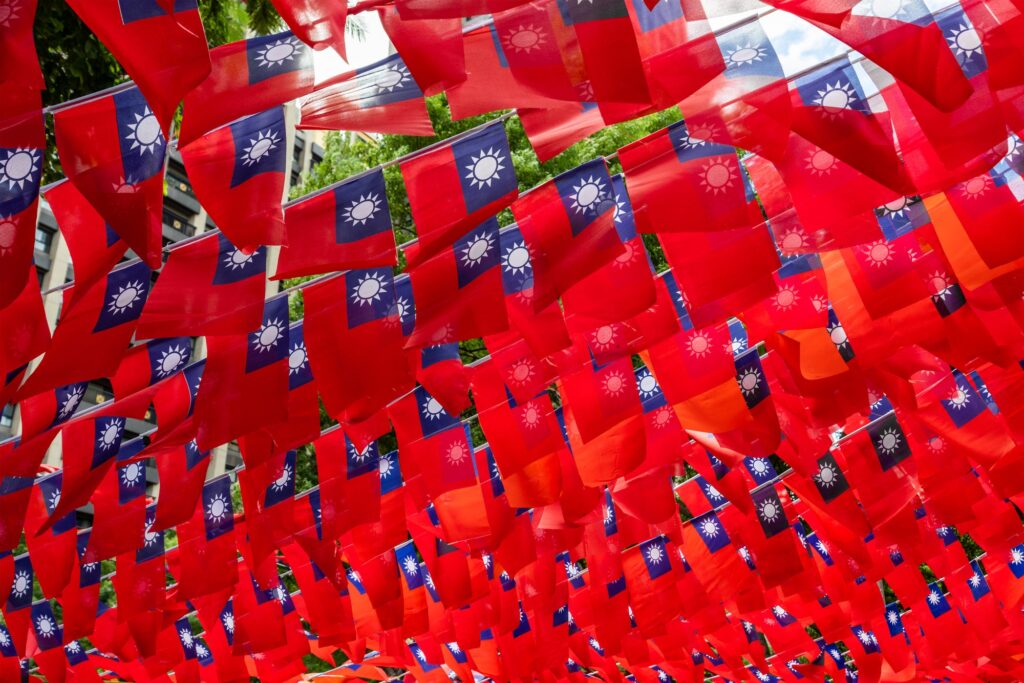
[275,168,396,279]
[518,102,605,163]
[16,261,152,399]
[406,218,509,347]
[401,120,518,265]
[511,158,623,311]
[53,86,166,268]
[193,295,290,449]
[44,181,127,302]
[0,273,49,407]
[268,0,347,53]
[378,7,466,94]
[0,96,44,307]
[0,0,42,89]
[152,440,210,532]
[179,30,316,145]
[304,269,415,422]
[109,336,193,402]
[24,474,78,598]
[174,476,237,599]
[65,0,211,131]
[298,54,434,136]
[136,232,268,338]
[180,107,288,251]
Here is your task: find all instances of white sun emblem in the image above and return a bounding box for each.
[143,517,160,546]
[814,463,838,488]
[569,175,608,215]
[725,43,767,67]
[35,615,55,637]
[773,284,799,311]
[252,317,284,353]
[120,461,143,487]
[66,641,81,654]
[342,193,382,226]
[0,147,39,190]
[256,36,303,68]
[927,590,941,606]
[737,367,762,396]
[927,271,954,300]
[502,241,531,276]
[351,272,387,307]
[603,504,614,526]
[0,0,21,28]
[749,459,770,476]
[813,81,858,116]
[421,396,446,421]
[402,556,419,576]
[815,539,829,556]
[378,454,394,479]
[827,320,849,350]
[461,232,494,267]
[686,331,713,358]
[288,342,307,375]
[503,24,547,53]
[1012,548,1024,564]
[97,418,124,451]
[862,240,895,268]
[206,494,229,523]
[465,148,506,190]
[58,385,85,418]
[156,344,188,377]
[636,370,659,399]
[806,147,837,176]
[602,370,627,397]
[645,543,665,564]
[375,64,412,93]
[876,427,901,454]
[612,194,629,225]
[776,225,810,255]
[969,573,983,588]
[196,643,209,658]
[946,386,970,410]
[221,612,234,634]
[699,518,720,537]
[175,627,193,649]
[520,401,542,430]
[124,107,163,155]
[47,489,61,512]
[886,610,899,625]
[704,484,724,502]
[758,498,781,522]
[698,157,737,194]
[108,280,145,315]
[591,325,617,351]
[11,570,29,597]
[0,215,16,255]
[506,358,535,386]
[348,442,373,463]
[680,121,717,149]
[223,248,255,271]
[959,174,992,199]
[946,22,983,60]
[241,128,280,167]
[445,441,469,466]
[271,463,292,491]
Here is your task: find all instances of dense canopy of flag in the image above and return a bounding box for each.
[5,0,1024,680]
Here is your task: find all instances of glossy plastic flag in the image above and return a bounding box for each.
[65,0,211,130]
[136,232,268,338]
[268,0,348,53]
[0,98,43,308]
[180,107,288,250]
[276,168,396,279]
[299,53,433,136]
[53,85,167,268]
[17,261,152,399]
[180,30,315,144]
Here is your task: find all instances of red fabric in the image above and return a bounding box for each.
[0,94,44,308]
[379,7,465,95]
[268,0,347,53]
[65,0,211,130]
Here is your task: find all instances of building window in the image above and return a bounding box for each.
[34,227,53,254]
[163,203,196,237]
[1,403,13,429]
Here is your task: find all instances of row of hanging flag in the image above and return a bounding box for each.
[5,0,1024,681]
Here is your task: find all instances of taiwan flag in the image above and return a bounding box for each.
[395,0,531,18]
[406,218,509,347]
[179,30,315,145]
[0,275,50,409]
[43,181,126,303]
[618,117,761,233]
[378,6,466,95]
[17,261,152,399]
[152,440,209,532]
[0,0,42,90]
[268,0,348,53]
[53,85,166,268]
[65,0,211,131]
[136,232,268,338]
[180,107,288,251]
[193,294,291,449]
[401,120,518,266]
[0,100,44,308]
[176,476,237,599]
[276,168,396,279]
[298,53,433,136]
[511,158,623,311]
[109,336,192,401]
[622,536,681,631]
[304,269,415,423]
